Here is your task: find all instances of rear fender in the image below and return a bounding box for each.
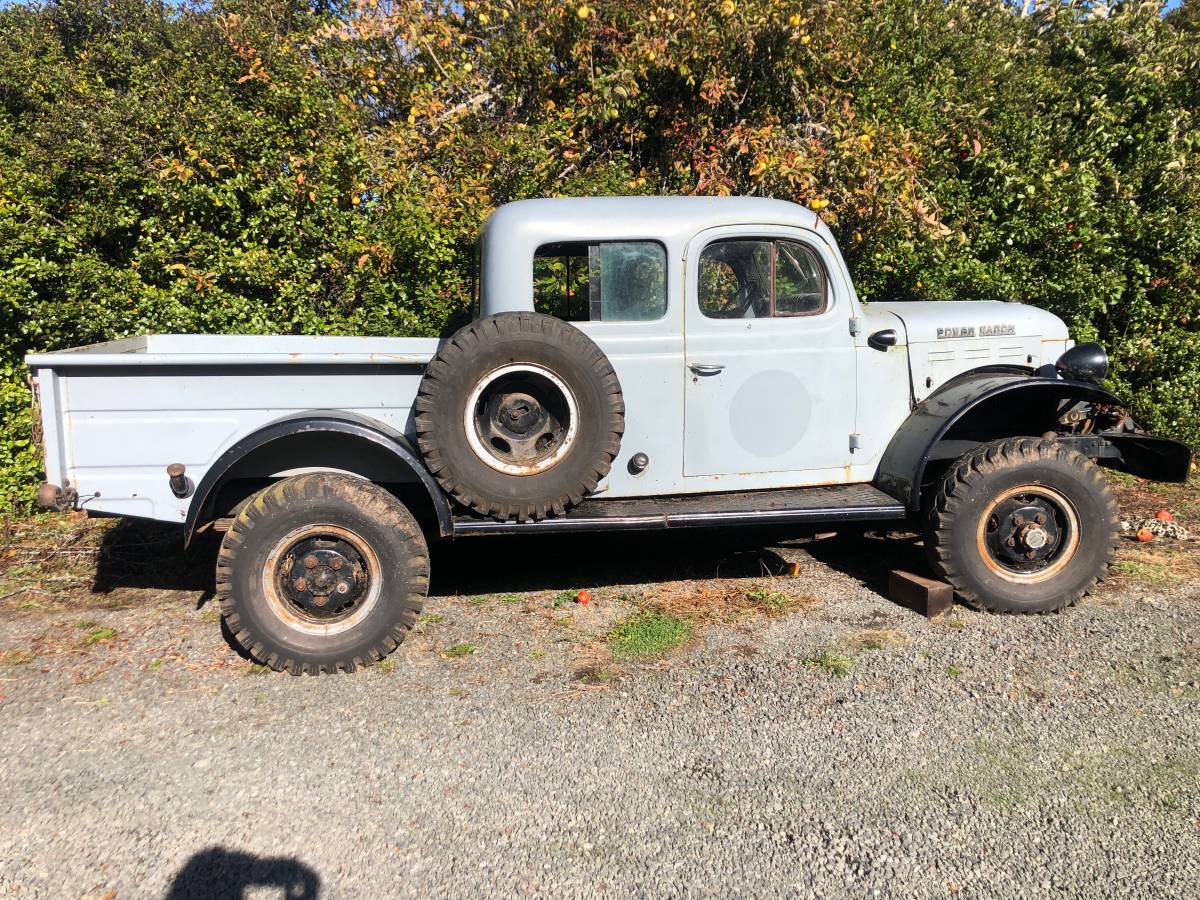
[183,411,452,545]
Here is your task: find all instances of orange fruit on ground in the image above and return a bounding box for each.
[576,590,591,605]
[1155,508,1174,522]
[1135,528,1154,542]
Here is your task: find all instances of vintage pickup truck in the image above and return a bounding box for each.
[27,197,1191,674]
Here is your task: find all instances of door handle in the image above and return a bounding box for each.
[689,363,725,375]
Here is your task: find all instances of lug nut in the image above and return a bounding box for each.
[304,555,318,569]
[336,582,350,595]
[1035,513,1046,525]
[1026,551,1037,559]
[294,578,307,592]
[313,595,327,607]
[1006,537,1016,547]
[1012,515,1025,526]
[331,558,344,570]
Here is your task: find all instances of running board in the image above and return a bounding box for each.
[451,484,907,537]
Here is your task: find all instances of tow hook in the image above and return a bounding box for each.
[37,482,78,511]
[168,463,194,499]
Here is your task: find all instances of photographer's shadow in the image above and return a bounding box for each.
[165,846,319,899]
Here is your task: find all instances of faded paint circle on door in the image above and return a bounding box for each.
[729,370,811,458]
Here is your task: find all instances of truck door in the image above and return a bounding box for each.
[683,226,858,479]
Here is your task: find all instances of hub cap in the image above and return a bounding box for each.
[263,524,381,635]
[977,485,1080,583]
[464,363,579,475]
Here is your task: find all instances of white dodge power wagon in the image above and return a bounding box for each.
[27,197,1191,674]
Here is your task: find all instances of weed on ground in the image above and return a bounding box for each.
[441,643,479,659]
[802,651,854,678]
[608,611,692,660]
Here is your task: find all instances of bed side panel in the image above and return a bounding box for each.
[58,363,424,522]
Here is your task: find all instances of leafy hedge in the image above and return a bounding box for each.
[2,0,1197,511]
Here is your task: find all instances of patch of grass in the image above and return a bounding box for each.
[441,642,479,659]
[147,658,165,671]
[76,618,98,630]
[248,663,270,676]
[851,628,910,651]
[199,607,220,624]
[608,610,692,659]
[377,658,396,674]
[0,648,35,666]
[935,616,967,630]
[80,627,117,646]
[497,593,524,604]
[575,666,617,685]
[550,589,579,609]
[1110,559,1179,584]
[531,648,547,659]
[745,587,794,616]
[418,613,445,625]
[802,651,854,678]
[946,664,964,677]
[467,595,490,606]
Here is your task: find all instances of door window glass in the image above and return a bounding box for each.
[697,238,827,319]
[697,240,772,319]
[775,241,827,316]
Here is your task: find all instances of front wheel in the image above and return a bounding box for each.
[924,438,1119,613]
[215,474,429,674]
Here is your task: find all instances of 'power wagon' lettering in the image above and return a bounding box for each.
[936,324,1016,339]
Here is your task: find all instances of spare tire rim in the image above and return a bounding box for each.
[465,363,579,475]
[263,523,381,635]
[976,484,1081,584]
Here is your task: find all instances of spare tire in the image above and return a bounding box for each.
[415,312,624,521]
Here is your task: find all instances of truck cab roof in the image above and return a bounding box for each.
[480,196,826,315]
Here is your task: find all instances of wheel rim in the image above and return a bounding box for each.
[976,484,1081,584]
[464,363,579,475]
[262,524,381,635]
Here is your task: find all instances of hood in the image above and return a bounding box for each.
[871,301,1069,344]
[868,301,1072,402]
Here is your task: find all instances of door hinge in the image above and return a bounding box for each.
[849,433,863,452]
[849,317,861,336]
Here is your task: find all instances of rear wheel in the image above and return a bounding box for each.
[924,438,1118,613]
[216,474,429,674]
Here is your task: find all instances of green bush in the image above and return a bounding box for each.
[2,0,1197,512]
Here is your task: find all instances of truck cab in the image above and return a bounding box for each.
[477,197,1071,498]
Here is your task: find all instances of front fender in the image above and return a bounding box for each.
[875,375,1125,509]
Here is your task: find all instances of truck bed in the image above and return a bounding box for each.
[27,334,440,522]
[25,333,440,368]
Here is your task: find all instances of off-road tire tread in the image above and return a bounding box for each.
[925,437,1119,613]
[415,312,624,521]
[215,474,429,675]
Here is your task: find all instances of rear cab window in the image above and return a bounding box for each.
[533,241,667,322]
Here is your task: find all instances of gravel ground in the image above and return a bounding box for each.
[1,524,1198,899]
